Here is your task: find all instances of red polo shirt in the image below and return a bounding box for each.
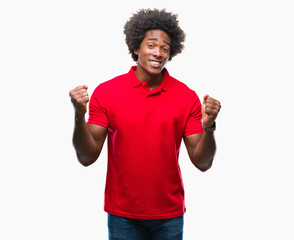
[88,66,203,219]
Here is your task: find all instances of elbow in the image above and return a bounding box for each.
[76,153,97,167]
[197,164,212,172]
[79,160,92,167]
[194,157,214,172]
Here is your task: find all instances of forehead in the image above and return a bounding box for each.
[144,29,171,43]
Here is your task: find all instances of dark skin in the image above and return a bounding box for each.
[70,85,107,166]
[69,29,221,171]
[134,30,171,90]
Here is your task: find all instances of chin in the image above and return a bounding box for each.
[146,65,163,75]
[138,60,163,76]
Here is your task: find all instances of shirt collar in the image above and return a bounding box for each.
[128,66,170,92]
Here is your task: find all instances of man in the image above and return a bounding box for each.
[69,8,221,240]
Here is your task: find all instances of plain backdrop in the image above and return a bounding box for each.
[1,0,293,239]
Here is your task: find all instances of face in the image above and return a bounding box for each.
[134,29,171,77]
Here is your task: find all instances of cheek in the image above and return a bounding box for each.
[139,51,149,62]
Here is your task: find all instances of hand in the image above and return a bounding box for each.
[69,85,89,116]
[202,95,221,127]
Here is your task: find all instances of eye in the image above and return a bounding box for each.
[162,47,169,53]
[147,44,154,48]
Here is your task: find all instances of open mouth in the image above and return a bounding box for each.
[149,60,162,68]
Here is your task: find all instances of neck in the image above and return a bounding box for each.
[135,65,164,90]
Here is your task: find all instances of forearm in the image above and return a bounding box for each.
[191,131,216,171]
[72,114,100,166]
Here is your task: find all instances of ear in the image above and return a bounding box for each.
[134,49,139,55]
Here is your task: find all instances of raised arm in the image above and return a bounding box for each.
[69,85,107,166]
[183,95,221,172]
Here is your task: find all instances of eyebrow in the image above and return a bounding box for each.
[148,38,170,46]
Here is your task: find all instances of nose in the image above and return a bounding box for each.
[152,47,162,58]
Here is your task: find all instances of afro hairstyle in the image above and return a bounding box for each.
[124,8,186,62]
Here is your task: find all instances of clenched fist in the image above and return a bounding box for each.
[69,85,89,116]
[202,95,221,128]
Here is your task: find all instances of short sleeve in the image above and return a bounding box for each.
[87,84,108,128]
[184,93,204,136]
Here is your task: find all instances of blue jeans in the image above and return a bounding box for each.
[108,214,184,240]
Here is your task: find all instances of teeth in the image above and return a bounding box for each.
[150,61,161,65]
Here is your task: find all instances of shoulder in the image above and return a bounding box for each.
[92,72,129,95]
[99,72,129,89]
[167,73,198,99]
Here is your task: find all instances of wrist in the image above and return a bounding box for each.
[202,120,216,132]
[75,111,86,122]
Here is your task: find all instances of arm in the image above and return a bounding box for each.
[70,85,107,166]
[183,95,221,172]
[184,131,216,172]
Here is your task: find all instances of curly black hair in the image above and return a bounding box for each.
[124,8,186,62]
